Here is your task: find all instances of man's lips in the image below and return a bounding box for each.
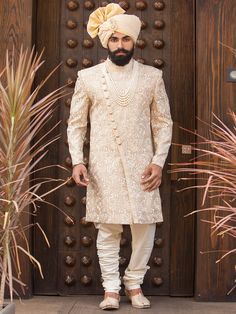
[115,52,126,56]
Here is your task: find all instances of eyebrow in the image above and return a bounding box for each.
[110,35,131,40]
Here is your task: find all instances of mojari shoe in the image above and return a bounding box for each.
[125,288,151,309]
[99,292,120,310]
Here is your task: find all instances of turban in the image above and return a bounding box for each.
[87,3,141,48]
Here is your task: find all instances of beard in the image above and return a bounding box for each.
[108,47,134,66]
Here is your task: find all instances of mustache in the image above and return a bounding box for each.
[113,48,130,54]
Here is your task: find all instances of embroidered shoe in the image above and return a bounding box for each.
[125,288,151,309]
[99,292,120,310]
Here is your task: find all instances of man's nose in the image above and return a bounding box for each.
[117,40,124,49]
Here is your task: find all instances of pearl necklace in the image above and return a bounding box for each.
[103,61,139,107]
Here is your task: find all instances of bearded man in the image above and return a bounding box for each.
[67,3,173,310]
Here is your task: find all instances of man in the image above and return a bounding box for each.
[67,3,173,310]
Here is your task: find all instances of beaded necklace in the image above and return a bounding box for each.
[103,60,139,107]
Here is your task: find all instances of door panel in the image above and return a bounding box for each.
[34,0,195,296]
[33,0,62,295]
[169,0,195,295]
[195,0,236,301]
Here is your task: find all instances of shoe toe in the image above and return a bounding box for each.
[99,297,119,310]
[130,293,151,309]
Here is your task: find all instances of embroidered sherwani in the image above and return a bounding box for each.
[67,58,173,224]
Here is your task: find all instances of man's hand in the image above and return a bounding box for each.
[72,164,89,187]
[140,164,162,192]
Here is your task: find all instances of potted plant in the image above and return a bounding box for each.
[0,48,66,312]
[171,111,236,293]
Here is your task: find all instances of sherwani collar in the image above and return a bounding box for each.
[105,57,134,73]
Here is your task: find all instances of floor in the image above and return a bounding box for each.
[14,295,236,314]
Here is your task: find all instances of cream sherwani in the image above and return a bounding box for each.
[67,58,172,225]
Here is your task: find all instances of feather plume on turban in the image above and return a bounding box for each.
[87,3,141,48]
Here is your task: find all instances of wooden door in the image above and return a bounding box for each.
[33,0,195,296]
[195,0,236,301]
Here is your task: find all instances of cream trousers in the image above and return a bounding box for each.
[96,223,156,293]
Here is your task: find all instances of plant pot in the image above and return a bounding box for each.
[0,304,15,314]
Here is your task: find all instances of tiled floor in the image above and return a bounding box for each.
[14,295,236,314]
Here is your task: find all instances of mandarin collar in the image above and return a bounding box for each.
[104,57,134,73]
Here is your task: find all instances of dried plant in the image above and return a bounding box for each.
[0,48,67,308]
[171,111,236,292]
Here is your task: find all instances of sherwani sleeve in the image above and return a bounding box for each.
[151,72,173,168]
[67,72,90,166]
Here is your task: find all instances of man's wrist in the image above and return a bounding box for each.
[73,162,85,168]
[151,162,162,169]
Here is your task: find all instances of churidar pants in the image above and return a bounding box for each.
[96,223,156,293]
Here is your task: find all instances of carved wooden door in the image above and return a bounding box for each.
[33,0,195,296]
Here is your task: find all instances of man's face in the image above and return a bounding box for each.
[107,32,135,66]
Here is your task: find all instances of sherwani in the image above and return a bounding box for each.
[67,58,173,224]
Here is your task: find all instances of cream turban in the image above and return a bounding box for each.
[87,3,141,48]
